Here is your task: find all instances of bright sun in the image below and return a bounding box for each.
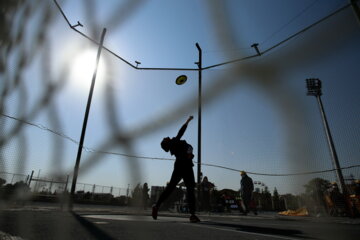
[71,49,106,89]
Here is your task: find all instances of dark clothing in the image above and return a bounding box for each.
[240,175,254,213]
[169,124,194,168]
[242,195,252,213]
[200,178,214,211]
[241,175,254,195]
[354,184,360,195]
[156,123,196,214]
[156,166,196,214]
[142,184,149,210]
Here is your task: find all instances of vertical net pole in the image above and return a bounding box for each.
[70,28,107,209]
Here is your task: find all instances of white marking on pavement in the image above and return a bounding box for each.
[85,215,189,222]
[85,214,302,240]
[185,223,302,240]
[231,219,303,229]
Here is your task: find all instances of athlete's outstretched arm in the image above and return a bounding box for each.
[175,116,193,140]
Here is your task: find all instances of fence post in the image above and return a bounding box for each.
[64,175,69,192]
[28,170,34,187]
[11,174,15,184]
[34,169,41,192]
[49,179,54,193]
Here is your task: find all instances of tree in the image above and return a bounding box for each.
[304,178,331,214]
[261,186,272,210]
[0,181,30,201]
[0,178,6,187]
[273,188,279,198]
[304,178,330,195]
[280,193,300,210]
[131,183,143,206]
[273,187,281,211]
[142,183,149,209]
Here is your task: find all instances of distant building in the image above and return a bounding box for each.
[93,193,113,202]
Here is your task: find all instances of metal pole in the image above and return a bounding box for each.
[10,174,15,184]
[49,178,54,193]
[316,96,347,193]
[28,170,34,187]
[70,28,107,207]
[195,43,202,193]
[64,175,69,192]
[34,169,40,192]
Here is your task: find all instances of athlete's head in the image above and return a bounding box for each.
[161,137,171,152]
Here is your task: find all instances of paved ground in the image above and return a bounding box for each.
[0,204,359,240]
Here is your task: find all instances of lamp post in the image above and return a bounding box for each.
[305,78,347,193]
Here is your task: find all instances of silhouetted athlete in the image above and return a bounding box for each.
[152,116,200,223]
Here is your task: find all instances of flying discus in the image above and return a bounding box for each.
[175,75,187,85]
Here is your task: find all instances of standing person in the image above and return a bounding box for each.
[200,176,214,212]
[152,116,200,223]
[354,180,360,196]
[142,183,149,210]
[240,171,255,215]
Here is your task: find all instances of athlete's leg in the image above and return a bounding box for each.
[182,167,196,215]
[155,168,182,208]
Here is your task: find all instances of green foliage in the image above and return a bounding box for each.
[303,178,331,214]
[272,187,281,211]
[273,187,279,197]
[280,193,300,210]
[130,183,143,207]
[304,178,331,195]
[0,181,31,201]
[0,178,6,187]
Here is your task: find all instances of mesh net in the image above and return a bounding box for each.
[1,0,360,238]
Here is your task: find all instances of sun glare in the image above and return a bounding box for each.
[71,49,107,89]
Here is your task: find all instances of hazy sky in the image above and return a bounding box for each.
[2,0,360,195]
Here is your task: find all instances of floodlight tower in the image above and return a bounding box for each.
[305,78,346,194]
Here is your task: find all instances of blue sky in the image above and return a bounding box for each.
[2,0,360,195]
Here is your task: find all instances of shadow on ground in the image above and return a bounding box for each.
[199,221,313,239]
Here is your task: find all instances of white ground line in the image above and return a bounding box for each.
[185,223,302,240]
[93,221,109,224]
[231,220,303,229]
[85,215,303,240]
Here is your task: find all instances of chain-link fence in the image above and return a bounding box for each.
[1,0,360,238]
